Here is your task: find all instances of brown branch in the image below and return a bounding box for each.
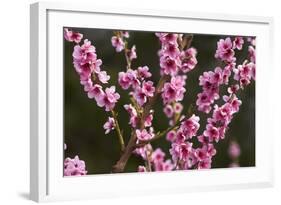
[112,130,137,173]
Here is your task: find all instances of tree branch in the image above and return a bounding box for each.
[112,33,194,173]
[112,75,169,172]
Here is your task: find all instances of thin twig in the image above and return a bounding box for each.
[111,110,125,151]
[124,46,131,70]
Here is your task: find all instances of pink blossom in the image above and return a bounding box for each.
[156,33,178,44]
[212,103,233,124]
[228,141,241,159]
[154,159,174,171]
[180,114,200,139]
[80,78,93,92]
[170,142,193,162]
[142,81,155,97]
[156,33,182,76]
[136,129,153,141]
[97,86,120,111]
[124,104,138,128]
[111,36,125,52]
[163,104,174,118]
[72,39,105,98]
[180,47,198,73]
[194,144,216,164]
[194,147,209,162]
[162,83,177,104]
[121,31,129,38]
[197,66,230,113]
[161,76,186,104]
[64,28,83,43]
[247,37,256,46]
[144,111,153,127]
[229,95,242,112]
[233,62,254,87]
[175,130,186,143]
[233,37,244,50]
[118,69,139,90]
[73,39,97,66]
[197,157,212,169]
[64,156,87,176]
[162,42,181,58]
[160,55,179,75]
[248,45,256,63]
[118,72,132,90]
[127,45,137,60]
[227,84,240,94]
[103,117,115,134]
[197,135,209,144]
[203,124,220,142]
[222,64,234,84]
[87,84,104,100]
[196,93,213,113]
[124,104,137,116]
[137,66,152,79]
[166,130,177,142]
[206,144,217,156]
[72,40,102,80]
[133,86,147,106]
[215,37,236,62]
[97,71,110,84]
[151,148,165,163]
[171,75,186,88]
[174,102,183,114]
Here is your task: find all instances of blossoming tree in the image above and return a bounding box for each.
[63,28,255,176]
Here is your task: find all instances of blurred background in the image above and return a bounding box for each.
[64,28,255,175]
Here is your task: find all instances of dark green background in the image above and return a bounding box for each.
[64,28,255,174]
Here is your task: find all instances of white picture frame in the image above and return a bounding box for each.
[30,1,274,202]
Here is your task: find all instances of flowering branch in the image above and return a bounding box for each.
[64,28,255,175]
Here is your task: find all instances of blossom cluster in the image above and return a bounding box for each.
[64,28,255,174]
[111,31,137,61]
[111,31,129,52]
[155,33,198,123]
[136,147,174,172]
[64,155,87,176]
[196,36,255,114]
[111,32,158,148]
[118,66,154,106]
[65,29,120,113]
[63,143,87,176]
[156,33,197,76]
[196,65,233,113]
[64,28,83,44]
[118,66,155,138]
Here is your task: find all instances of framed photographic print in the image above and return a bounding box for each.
[30,2,274,202]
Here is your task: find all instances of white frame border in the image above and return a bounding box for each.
[30,1,274,202]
